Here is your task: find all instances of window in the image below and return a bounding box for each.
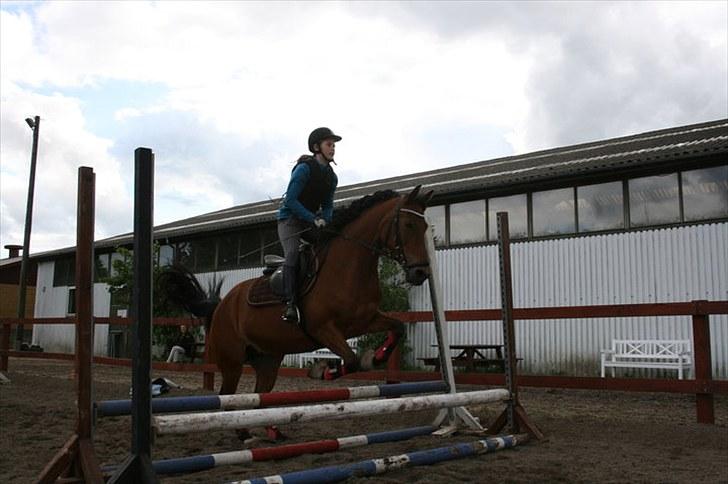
[533,187,576,236]
[425,205,447,247]
[577,181,624,232]
[217,234,239,270]
[629,174,680,226]
[191,238,216,272]
[239,232,262,268]
[682,165,728,221]
[67,287,76,315]
[262,227,283,258]
[159,244,174,267]
[53,257,75,287]
[488,194,527,240]
[449,200,486,244]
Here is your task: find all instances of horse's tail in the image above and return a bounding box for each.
[158,264,224,333]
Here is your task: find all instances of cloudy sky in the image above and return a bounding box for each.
[1,1,726,255]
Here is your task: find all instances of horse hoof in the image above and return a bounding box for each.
[359,349,375,371]
[307,361,328,379]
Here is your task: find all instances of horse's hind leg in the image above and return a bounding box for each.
[248,351,285,441]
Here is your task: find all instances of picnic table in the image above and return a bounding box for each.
[418,344,509,372]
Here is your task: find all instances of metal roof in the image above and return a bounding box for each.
[34,118,728,260]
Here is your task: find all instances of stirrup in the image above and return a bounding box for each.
[282,303,300,324]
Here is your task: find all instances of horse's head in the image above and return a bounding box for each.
[385,185,434,285]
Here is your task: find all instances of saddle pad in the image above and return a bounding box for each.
[247,276,283,307]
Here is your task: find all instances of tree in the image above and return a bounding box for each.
[356,257,413,366]
[101,245,192,358]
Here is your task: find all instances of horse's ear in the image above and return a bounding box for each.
[405,185,422,202]
[418,189,434,207]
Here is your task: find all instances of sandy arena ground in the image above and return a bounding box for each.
[1,358,727,483]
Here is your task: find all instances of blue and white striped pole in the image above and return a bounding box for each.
[96,380,447,417]
[228,434,528,484]
[102,425,436,475]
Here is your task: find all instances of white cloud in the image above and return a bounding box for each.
[0,1,725,255]
[0,82,131,253]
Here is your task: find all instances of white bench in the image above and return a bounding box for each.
[600,339,693,379]
[298,339,358,368]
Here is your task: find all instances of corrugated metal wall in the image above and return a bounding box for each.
[408,222,728,378]
[31,222,727,376]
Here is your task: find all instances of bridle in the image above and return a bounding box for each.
[379,202,431,272]
[321,199,431,271]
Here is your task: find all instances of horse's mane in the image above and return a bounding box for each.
[320,190,400,243]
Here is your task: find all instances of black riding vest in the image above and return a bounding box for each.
[295,157,335,214]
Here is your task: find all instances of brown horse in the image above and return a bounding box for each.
[160,185,433,438]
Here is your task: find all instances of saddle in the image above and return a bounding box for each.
[247,241,320,306]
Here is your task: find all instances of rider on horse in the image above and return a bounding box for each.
[277,127,341,324]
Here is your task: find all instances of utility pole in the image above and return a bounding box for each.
[15,116,40,350]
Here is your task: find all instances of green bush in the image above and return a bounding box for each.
[101,245,198,358]
[355,258,413,367]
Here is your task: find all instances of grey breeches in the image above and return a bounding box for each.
[278,218,307,267]
[277,218,307,301]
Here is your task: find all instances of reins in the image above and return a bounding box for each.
[321,201,430,271]
[238,199,431,271]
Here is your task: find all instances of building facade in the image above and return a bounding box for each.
[30,119,728,376]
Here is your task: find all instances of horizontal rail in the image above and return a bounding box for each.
[389,300,728,322]
[230,433,527,484]
[96,381,447,417]
[2,300,727,327]
[153,389,510,435]
[2,351,218,373]
[0,316,204,327]
[5,351,726,395]
[102,425,437,475]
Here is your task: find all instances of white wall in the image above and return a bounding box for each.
[32,260,110,355]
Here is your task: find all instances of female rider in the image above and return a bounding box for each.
[277,127,340,324]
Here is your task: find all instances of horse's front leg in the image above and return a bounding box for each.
[359,311,406,370]
[307,323,361,380]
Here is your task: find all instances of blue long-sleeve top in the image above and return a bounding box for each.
[277,161,338,223]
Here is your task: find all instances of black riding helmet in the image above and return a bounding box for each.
[308,127,342,153]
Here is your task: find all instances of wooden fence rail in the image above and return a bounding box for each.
[1,299,726,423]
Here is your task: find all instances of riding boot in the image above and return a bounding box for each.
[282,264,300,324]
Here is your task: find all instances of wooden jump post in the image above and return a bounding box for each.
[37,167,104,483]
[488,212,543,438]
[107,147,159,483]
